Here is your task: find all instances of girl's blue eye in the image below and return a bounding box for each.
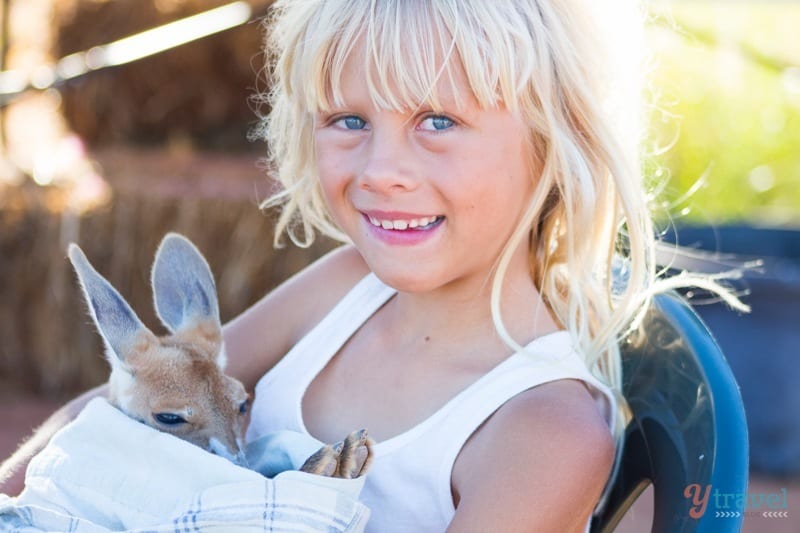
[420,115,454,131]
[336,116,367,130]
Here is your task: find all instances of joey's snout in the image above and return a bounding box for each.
[208,436,249,467]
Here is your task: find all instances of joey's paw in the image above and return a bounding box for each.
[299,443,340,477]
[298,429,374,479]
[336,429,374,479]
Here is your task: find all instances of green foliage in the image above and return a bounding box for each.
[646,2,800,227]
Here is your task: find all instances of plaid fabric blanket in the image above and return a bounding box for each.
[0,398,369,532]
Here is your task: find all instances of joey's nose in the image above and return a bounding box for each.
[208,436,245,464]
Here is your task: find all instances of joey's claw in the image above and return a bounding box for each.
[336,429,374,479]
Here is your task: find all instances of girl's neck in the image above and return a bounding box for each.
[380,258,558,353]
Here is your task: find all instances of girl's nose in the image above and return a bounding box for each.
[358,130,418,194]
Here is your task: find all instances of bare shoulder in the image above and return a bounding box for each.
[222,245,369,389]
[449,379,615,533]
[269,244,370,335]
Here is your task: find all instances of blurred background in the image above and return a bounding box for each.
[0,0,798,531]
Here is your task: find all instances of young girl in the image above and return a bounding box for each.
[0,0,744,531]
[227,0,652,531]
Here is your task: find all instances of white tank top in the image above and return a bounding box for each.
[247,273,616,532]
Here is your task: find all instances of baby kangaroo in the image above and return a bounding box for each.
[68,233,372,478]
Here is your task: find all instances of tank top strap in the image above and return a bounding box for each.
[247,273,395,441]
[425,332,618,519]
[285,272,394,372]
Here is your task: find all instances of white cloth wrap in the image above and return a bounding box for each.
[0,398,369,532]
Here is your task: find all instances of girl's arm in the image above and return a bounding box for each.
[222,244,369,392]
[448,379,615,532]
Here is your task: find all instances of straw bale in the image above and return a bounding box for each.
[50,0,274,151]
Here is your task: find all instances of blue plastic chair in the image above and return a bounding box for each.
[591,293,749,532]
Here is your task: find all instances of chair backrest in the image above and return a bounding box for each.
[591,293,749,533]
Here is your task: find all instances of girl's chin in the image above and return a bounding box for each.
[366,265,444,294]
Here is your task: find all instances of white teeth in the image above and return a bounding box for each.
[368,215,441,230]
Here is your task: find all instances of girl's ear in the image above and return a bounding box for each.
[68,244,152,366]
[151,233,221,334]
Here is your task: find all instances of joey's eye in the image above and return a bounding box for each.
[154,413,187,426]
[238,399,249,415]
[334,115,367,130]
[419,115,454,132]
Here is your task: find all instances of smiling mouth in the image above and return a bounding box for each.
[366,215,445,231]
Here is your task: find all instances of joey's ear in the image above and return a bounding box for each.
[151,233,220,334]
[68,244,152,366]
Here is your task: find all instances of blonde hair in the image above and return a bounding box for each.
[255,0,746,472]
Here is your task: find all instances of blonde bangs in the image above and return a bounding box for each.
[290,1,550,116]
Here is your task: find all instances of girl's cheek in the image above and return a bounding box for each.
[316,155,353,214]
[316,134,363,175]
[317,177,345,227]
[317,152,353,190]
